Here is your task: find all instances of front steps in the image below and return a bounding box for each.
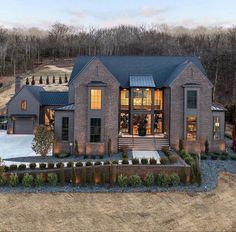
[118,136,169,151]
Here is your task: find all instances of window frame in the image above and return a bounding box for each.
[90,89,102,110]
[90,118,101,143]
[61,117,69,141]
[187,90,197,109]
[21,100,27,111]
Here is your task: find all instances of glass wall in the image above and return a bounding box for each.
[133,88,152,111]
[132,114,152,135]
[120,89,129,110]
[120,112,129,133]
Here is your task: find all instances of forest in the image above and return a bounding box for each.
[0,23,235,108]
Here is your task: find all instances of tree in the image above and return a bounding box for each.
[32,125,54,157]
[25,77,29,85]
[65,74,68,83]
[59,76,62,84]
[46,75,49,85]
[52,75,55,84]
[31,76,35,85]
[39,75,43,84]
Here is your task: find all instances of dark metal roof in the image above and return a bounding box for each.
[40,92,69,106]
[211,103,227,112]
[55,104,75,111]
[69,56,207,87]
[130,75,155,87]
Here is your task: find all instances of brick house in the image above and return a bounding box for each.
[7,56,226,154]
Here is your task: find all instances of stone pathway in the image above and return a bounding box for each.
[132,151,160,163]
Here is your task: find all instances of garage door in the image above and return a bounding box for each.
[14,118,34,134]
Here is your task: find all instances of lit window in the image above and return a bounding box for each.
[154,90,163,110]
[143,89,152,111]
[186,116,197,141]
[213,116,221,140]
[90,89,102,110]
[187,90,197,109]
[90,118,101,142]
[120,89,129,110]
[21,100,27,111]
[133,89,143,110]
[133,89,152,110]
[62,117,69,141]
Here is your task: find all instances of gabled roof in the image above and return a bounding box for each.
[26,86,45,102]
[69,56,207,88]
[40,92,68,106]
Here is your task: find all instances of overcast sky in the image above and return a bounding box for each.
[0,0,235,29]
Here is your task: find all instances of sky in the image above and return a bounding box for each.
[0,0,235,29]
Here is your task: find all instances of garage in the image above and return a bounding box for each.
[13,115,36,134]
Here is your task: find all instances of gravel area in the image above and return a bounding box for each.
[0,160,235,193]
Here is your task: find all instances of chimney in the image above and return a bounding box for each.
[15,76,22,94]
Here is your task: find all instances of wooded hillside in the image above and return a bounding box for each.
[0,23,235,105]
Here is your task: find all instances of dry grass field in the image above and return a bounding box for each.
[0,172,235,232]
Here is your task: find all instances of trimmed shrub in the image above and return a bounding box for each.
[169,155,179,164]
[95,161,101,166]
[118,174,129,187]
[67,161,74,168]
[56,162,64,169]
[71,167,77,186]
[48,173,58,186]
[220,154,228,160]
[75,162,83,167]
[60,164,65,186]
[205,139,209,154]
[150,158,157,165]
[86,161,93,166]
[157,173,170,187]
[211,154,218,160]
[0,174,7,186]
[4,166,9,172]
[201,154,207,160]
[122,159,129,165]
[141,158,148,165]
[230,154,236,160]
[112,160,118,165]
[48,162,55,169]
[18,164,26,170]
[9,164,17,171]
[35,173,44,187]
[9,173,19,187]
[29,163,36,170]
[169,173,180,186]
[184,156,194,165]
[129,175,142,187]
[160,156,169,165]
[22,173,34,187]
[162,146,170,155]
[84,154,88,159]
[132,158,139,165]
[145,173,154,187]
[56,152,70,159]
[39,163,46,169]
[104,161,110,165]
[121,145,129,159]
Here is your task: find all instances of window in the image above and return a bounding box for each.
[133,88,152,110]
[90,89,102,110]
[143,89,152,110]
[62,117,69,141]
[133,89,143,110]
[213,116,221,140]
[154,90,163,110]
[120,113,129,133]
[21,100,27,111]
[187,90,197,109]
[120,89,129,110]
[186,116,197,141]
[90,118,101,142]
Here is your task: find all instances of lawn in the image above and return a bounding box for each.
[0,172,235,232]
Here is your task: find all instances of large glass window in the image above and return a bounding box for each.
[154,90,163,110]
[120,113,129,133]
[213,116,221,140]
[90,89,102,110]
[62,117,69,141]
[21,100,27,111]
[120,89,129,110]
[186,116,197,141]
[154,113,163,134]
[132,114,151,135]
[133,88,152,111]
[90,118,101,142]
[187,90,197,109]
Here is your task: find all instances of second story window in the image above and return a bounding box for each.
[120,89,129,110]
[154,90,163,110]
[187,90,197,109]
[90,89,102,110]
[21,100,27,111]
[133,88,152,111]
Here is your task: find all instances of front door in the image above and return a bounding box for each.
[132,114,152,136]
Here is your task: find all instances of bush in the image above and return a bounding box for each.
[121,145,129,159]
[220,154,228,160]
[9,164,17,171]
[132,158,139,165]
[84,154,88,159]
[141,158,148,165]
[95,161,101,166]
[181,169,187,184]
[56,152,70,159]
[160,156,169,165]
[211,154,218,160]
[29,163,36,170]
[169,173,180,186]
[0,174,7,186]
[150,158,157,165]
[22,173,34,187]
[230,154,236,160]
[184,156,194,165]
[204,139,209,154]
[122,159,129,165]
[60,165,65,186]
[4,166,9,172]
[48,173,58,186]
[201,154,207,160]
[18,164,26,170]
[56,162,64,169]
[75,162,83,167]
[129,175,142,187]
[162,146,170,155]
[71,167,77,186]
[67,161,74,168]
[104,161,110,165]
[118,174,129,187]
[39,163,46,169]
[35,173,44,187]
[48,162,55,169]
[157,173,170,187]
[112,160,118,164]
[145,173,154,187]
[9,173,19,187]
[86,161,93,166]
[169,155,179,164]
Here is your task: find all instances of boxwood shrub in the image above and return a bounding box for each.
[48,173,58,186]
[35,173,45,187]
[160,156,169,165]
[149,158,157,165]
[132,158,139,165]
[157,173,170,187]
[9,173,19,187]
[112,160,118,164]
[145,173,154,187]
[122,159,129,165]
[169,173,180,186]
[48,162,55,169]
[104,161,111,165]
[86,161,93,166]
[22,173,34,187]
[118,174,129,187]
[129,175,142,187]
[230,154,236,160]
[9,164,17,171]
[67,161,74,168]
[0,174,7,186]
[141,158,148,165]
[18,164,26,170]
[95,161,101,166]
[29,163,36,170]
[75,162,83,167]
[39,163,47,169]
[56,162,64,169]
[4,166,9,172]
